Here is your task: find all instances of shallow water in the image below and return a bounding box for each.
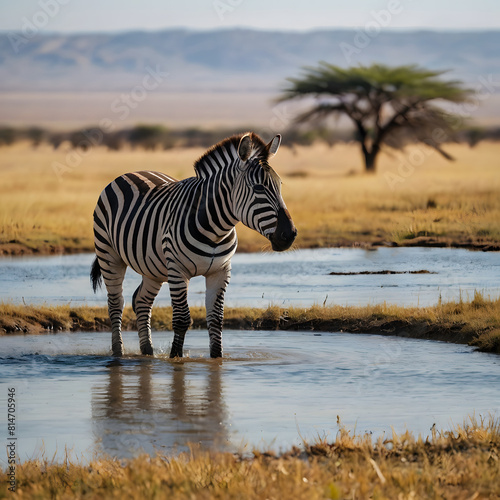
[1,329,499,463]
[0,247,499,308]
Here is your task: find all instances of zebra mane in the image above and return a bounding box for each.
[193,133,270,179]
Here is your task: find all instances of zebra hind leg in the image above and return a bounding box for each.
[132,276,163,356]
[99,257,127,357]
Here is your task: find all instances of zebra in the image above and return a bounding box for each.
[91,132,297,358]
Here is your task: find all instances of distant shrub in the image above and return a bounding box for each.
[452,126,500,147]
[171,127,244,149]
[68,129,103,151]
[286,170,309,178]
[0,127,17,146]
[1,123,500,151]
[48,132,68,150]
[102,131,126,151]
[129,125,169,150]
[26,127,46,147]
[282,126,354,149]
[426,198,437,209]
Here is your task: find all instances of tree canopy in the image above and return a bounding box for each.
[279,63,474,172]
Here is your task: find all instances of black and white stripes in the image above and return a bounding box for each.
[91,132,297,358]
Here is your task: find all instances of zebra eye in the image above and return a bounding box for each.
[253,184,265,193]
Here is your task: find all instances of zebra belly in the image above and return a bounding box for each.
[123,236,236,282]
[163,233,237,279]
[122,243,170,283]
[195,252,233,277]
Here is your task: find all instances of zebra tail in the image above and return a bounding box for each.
[90,257,103,293]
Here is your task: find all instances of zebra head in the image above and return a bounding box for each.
[234,133,297,252]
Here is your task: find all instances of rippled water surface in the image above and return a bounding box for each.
[0,247,499,307]
[1,330,499,463]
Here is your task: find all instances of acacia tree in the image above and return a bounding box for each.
[279,63,473,172]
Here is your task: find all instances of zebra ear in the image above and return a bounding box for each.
[266,134,281,157]
[238,134,252,162]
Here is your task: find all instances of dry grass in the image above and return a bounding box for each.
[275,141,500,250]
[228,292,500,352]
[1,414,499,499]
[0,141,499,254]
[0,142,205,254]
[1,293,499,353]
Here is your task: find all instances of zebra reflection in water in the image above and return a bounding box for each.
[91,133,296,358]
[92,359,228,457]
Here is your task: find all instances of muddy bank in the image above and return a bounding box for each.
[1,234,500,257]
[1,301,498,354]
[253,316,473,345]
[0,241,90,257]
[329,269,435,275]
[395,236,500,252]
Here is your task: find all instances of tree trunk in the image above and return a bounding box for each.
[355,121,379,173]
[363,144,379,173]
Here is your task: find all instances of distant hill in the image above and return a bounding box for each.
[1,28,499,92]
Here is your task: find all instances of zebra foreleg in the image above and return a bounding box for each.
[205,265,231,358]
[132,276,163,356]
[169,275,192,358]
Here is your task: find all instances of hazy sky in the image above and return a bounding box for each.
[1,0,499,33]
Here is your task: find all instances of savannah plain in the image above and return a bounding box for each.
[1,139,500,255]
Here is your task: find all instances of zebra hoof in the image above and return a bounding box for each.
[210,349,222,359]
[141,345,154,356]
[112,348,124,357]
[169,347,183,358]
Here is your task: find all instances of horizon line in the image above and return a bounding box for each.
[2,25,500,36]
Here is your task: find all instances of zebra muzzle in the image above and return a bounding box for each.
[269,208,297,252]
